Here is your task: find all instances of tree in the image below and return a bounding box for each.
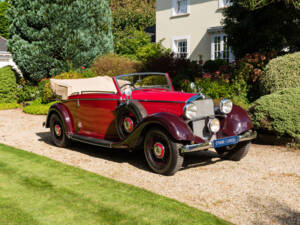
[223,1,300,58]
[7,0,113,81]
[110,0,156,55]
[240,0,300,10]
[0,0,9,39]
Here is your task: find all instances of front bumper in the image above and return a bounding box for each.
[180,130,257,153]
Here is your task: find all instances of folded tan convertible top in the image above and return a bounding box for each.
[50,76,117,100]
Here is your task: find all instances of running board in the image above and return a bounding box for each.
[70,134,128,149]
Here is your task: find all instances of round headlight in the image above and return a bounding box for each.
[208,118,220,133]
[184,103,197,120]
[220,99,233,114]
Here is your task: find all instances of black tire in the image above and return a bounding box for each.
[116,101,147,140]
[144,128,183,175]
[216,141,251,161]
[49,113,71,147]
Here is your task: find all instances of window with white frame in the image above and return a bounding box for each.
[172,36,189,58]
[218,0,232,8]
[172,0,189,16]
[211,34,234,62]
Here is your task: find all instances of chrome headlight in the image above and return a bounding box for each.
[208,118,220,133]
[220,99,233,114]
[184,103,197,120]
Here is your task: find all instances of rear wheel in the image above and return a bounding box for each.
[144,128,183,175]
[50,114,71,147]
[216,141,251,161]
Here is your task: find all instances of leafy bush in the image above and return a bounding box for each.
[23,98,56,115]
[142,53,202,89]
[202,59,228,73]
[195,78,233,99]
[136,41,171,62]
[260,52,300,94]
[115,29,151,59]
[0,66,17,103]
[91,54,141,77]
[249,88,300,138]
[0,102,20,110]
[17,85,39,102]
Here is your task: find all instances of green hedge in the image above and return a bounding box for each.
[249,88,300,138]
[261,52,300,94]
[0,66,17,103]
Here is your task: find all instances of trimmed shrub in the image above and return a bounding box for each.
[249,88,300,138]
[91,54,141,77]
[261,52,300,94]
[0,66,17,103]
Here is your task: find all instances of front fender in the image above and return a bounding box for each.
[123,112,194,148]
[220,105,253,136]
[46,103,75,135]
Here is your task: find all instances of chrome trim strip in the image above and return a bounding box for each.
[138,99,186,104]
[62,98,119,103]
[181,130,257,153]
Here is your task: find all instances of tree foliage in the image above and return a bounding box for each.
[223,1,300,58]
[7,0,113,81]
[240,0,300,10]
[110,0,156,55]
[0,0,9,39]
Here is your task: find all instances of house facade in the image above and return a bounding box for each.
[0,36,21,74]
[156,0,234,62]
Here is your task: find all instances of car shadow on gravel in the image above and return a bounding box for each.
[36,132,224,173]
[248,196,300,225]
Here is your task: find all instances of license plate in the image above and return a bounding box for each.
[213,136,239,148]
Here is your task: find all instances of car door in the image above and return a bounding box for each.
[75,93,120,140]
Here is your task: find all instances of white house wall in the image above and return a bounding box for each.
[156,0,223,62]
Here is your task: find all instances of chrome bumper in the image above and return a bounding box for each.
[180,130,257,153]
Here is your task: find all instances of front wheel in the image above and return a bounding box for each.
[216,141,251,161]
[144,128,183,175]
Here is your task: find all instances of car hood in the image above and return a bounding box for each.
[131,89,196,103]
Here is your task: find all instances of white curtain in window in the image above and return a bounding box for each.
[176,0,187,14]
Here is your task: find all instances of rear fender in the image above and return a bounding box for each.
[46,103,75,135]
[123,112,194,148]
[220,105,253,136]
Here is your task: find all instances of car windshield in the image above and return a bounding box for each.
[115,73,172,92]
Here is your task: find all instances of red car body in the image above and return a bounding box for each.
[45,72,256,175]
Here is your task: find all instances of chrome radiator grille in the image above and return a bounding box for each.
[192,99,215,140]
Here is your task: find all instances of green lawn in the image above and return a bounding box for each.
[0,144,230,225]
[0,103,20,110]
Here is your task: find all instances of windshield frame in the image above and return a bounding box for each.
[114,72,173,93]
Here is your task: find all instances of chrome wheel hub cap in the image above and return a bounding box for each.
[54,124,62,137]
[153,142,165,159]
[123,117,134,133]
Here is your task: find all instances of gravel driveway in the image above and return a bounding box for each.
[0,109,299,225]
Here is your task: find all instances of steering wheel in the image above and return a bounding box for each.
[120,83,135,90]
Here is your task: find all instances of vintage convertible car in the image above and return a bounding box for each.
[45,72,256,175]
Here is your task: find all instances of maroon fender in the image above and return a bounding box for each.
[123,112,194,147]
[220,105,253,137]
[46,103,75,135]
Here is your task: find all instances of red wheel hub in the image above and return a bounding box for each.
[54,124,62,137]
[123,117,134,133]
[153,142,165,159]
